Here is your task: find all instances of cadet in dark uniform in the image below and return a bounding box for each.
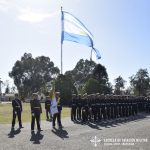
[11,93,23,130]
[81,93,88,123]
[45,96,52,121]
[95,93,101,121]
[146,97,150,113]
[85,94,90,122]
[119,96,123,117]
[91,94,96,121]
[88,95,92,121]
[30,93,42,132]
[110,95,115,119]
[71,94,77,121]
[77,94,82,120]
[106,94,111,119]
[101,95,106,120]
[113,95,118,118]
[122,96,126,117]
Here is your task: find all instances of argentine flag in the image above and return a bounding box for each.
[50,92,58,116]
[61,11,101,59]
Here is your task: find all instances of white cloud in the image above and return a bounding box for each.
[0,0,59,23]
[0,0,13,12]
[18,8,59,23]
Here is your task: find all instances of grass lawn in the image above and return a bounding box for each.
[0,103,70,124]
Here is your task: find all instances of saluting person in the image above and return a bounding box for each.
[71,94,77,121]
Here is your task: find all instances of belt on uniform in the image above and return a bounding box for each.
[15,106,20,108]
[34,107,40,109]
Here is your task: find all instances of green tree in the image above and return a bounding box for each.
[92,64,112,94]
[85,78,112,95]
[9,53,60,98]
[65,59,96,85]
[129,69,150,96]
[55,74,77,105]
[93,64,108,84]
[114,76,126,95]
[85,78,100,94]
[124,86,134,95]
[5,85,10,94]
[65,59,97,95]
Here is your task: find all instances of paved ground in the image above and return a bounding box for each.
[0,113,150,150]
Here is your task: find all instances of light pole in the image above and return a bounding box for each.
[0,78,2,101]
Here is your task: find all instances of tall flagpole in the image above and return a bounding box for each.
[90,49,93,61]
[61,6,63,74]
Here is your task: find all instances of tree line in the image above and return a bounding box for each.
[8,53,150,105]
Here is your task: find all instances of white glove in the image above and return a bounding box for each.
[32,113,35,117]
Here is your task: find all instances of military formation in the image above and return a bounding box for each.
[10,92,150,130]
[71,94,150,122]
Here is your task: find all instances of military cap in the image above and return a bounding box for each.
[55,92,60,95]
[14,93,19,97]
[89,94,94,97]
[32,93,38,96]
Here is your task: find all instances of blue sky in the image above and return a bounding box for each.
[0,0,150,91]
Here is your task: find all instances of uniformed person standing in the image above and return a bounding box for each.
[84,94,89,122]
[11,93,23,130]
[45,96,52,121]
[77,94,82,120]
[95,93,101,121]
[82,95,88,123]
[101,95,106,120]
[71,94,77,121]
[30,93,42,132]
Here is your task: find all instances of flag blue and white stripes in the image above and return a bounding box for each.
[61,10,101,59]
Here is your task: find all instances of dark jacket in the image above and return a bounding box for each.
[57,97,62,112]
[45,99,51,110]
[30,99,42,114]
[12,98,22,112]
